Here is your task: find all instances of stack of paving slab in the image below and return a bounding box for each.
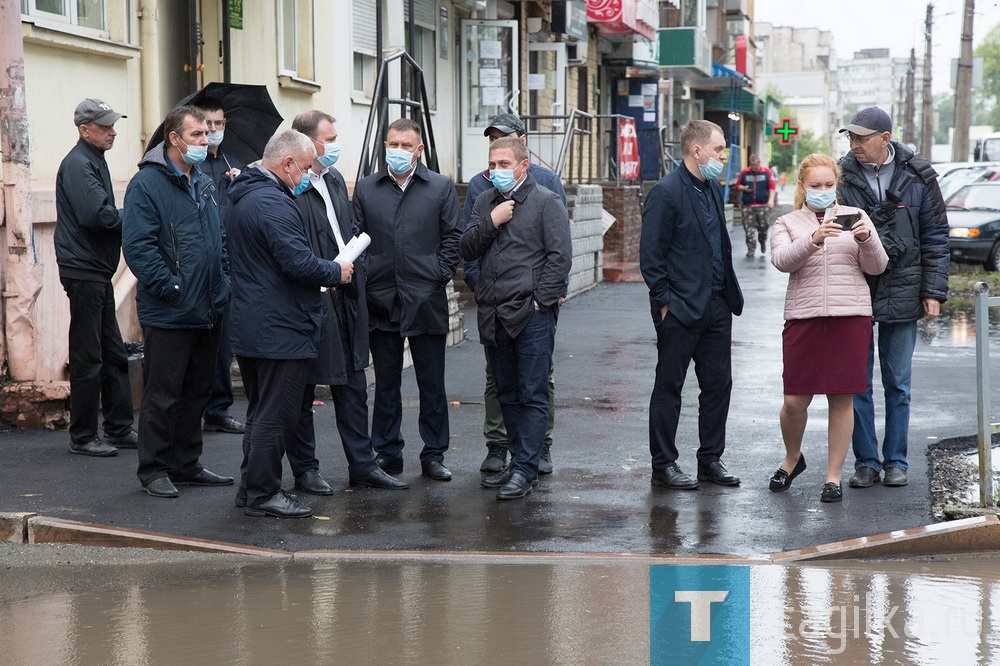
[565,184,604,299]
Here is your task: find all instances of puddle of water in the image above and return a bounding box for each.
[922,309,1000,348]
[2,555,1000,665]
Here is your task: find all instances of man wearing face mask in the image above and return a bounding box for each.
[190,97,246,436]
[123,105,234,499]
[353,118,462,481]
[460,137,572,499]
[225,130,354,518]
[639,119,744,491]
[836,107,949,490]
[288,110,409,492]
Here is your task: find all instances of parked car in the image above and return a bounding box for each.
[947,182,1000,270]
[935,162,1000,200]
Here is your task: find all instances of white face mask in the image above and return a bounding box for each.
[207,129,224,148]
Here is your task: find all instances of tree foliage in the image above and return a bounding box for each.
[975,21,1000,130]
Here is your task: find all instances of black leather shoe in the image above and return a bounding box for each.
[481,468,512,488]
[821,482,843,503]
[769,453,807,492]
[480,443,508,473]
[234,492,247,507]
[69,439,119,457]
[497,472,534,500]
[698,460,741,486]
[848,466,880,488]
[651,462,699,490]
[245,490,312,518]
[294,469,334,495]
[538,444,553,475]
[105,430,138,449]
[170,469,235,486]
[142,477,179,498]
[203,416,245,434]
[350,467,410,489]
[883,467,908,487]
[421,460,452,481]
[375,454,404,474]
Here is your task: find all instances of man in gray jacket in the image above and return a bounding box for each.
[55,98,136,458]
[460,137,572,499]
[837,107,949,489]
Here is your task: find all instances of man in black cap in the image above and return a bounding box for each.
[55,98,137,457]
[462,113,568,476]
[836,107,949,490]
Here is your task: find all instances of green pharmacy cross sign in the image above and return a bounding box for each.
[774,118,798,145]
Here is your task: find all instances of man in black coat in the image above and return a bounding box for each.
[55,98,136,458]
[460,137,572,499]
[290,110,408,491]
[639,119,744,491]
[353,118,462,481]
[226,130,351,518]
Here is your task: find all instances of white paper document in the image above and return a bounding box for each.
[335,232,371,263]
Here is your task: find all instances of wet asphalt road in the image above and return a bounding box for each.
[0,221,987,556]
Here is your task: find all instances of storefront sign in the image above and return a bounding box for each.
[618,117,640,181]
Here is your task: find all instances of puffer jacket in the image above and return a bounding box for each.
[122,142,229,329]
[771,204,889,321]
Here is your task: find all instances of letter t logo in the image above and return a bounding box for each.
[674,591,729,641]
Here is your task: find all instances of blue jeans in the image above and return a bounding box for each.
[487,309,556,481]
[852,321,917,471]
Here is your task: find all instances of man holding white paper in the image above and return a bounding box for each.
[290,110,408,491]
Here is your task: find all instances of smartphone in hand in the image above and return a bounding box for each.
[834,212,861,231]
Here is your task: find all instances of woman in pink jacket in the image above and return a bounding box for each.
[768,154,889,503]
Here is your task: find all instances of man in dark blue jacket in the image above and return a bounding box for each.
[290,109,407,492]
[123,106,233,499]
[837,107,949,490]
[462,113,567,476]
[55,98,135,458]
[226,130,352,519]
[353,118,462,481]
[460,137,572,499]
[639,119,744,491]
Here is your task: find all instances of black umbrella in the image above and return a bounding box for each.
[145,82,283,165]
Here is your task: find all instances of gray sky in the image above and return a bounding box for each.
[754,0,999,96]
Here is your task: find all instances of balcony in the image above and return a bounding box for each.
[657,27,712,79]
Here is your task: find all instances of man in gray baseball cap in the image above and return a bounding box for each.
[74,98,126,127]
[56,98,135,458]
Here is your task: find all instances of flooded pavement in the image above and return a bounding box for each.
[3,552,1000,665]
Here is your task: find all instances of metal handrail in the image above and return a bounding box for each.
[974,281,1000,507]
[356,50,439,184]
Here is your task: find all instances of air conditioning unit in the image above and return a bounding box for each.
[567,41,587,65]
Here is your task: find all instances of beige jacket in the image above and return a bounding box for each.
[771,204,889,321]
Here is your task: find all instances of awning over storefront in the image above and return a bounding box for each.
[586,0,657,41]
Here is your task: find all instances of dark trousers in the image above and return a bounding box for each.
[203,300,235,423]
[370,330,449,463]
[61,278,134,445]
[488,310,556,481]
[237,356,310,506]
[136,323,222,485]
[649,296,733,471]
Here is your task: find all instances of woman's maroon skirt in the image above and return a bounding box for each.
[782,316,872,395]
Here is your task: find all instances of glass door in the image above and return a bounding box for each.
[460,20,519,182]
[527,42,567,171]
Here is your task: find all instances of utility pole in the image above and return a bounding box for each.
[920,3,933,158]
[952,0,976,161]
[904,48,916,145]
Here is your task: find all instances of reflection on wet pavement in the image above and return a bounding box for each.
[3,555,1000,665]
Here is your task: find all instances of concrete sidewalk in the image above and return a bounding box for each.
[0,225,984,556]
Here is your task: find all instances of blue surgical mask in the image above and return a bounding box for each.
[316,142,341,168]
[490,169,517,193]
[805,188,837,210]
[180,138,207,165]
[206,130,224,148]
[386,147,415,175]
[291,163,311,196]
[698,155,724,180]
